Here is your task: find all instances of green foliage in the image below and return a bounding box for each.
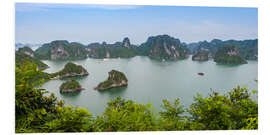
[18,46,35,54]
[97,70,128,89]
[15,61,257,132]
[138,35,189,60]
[15,61,92,133]
[92,97,158,131]
[192,50,209,61]
[60,79,83,93]
[35,43,51,60]
[16,52,48,70]
[35,41,88,60]
[15,62,58,132]
[159,98,187,130]
[52,62,88,78]
[189,92,234,130]
[188,86,258,130]
[87,44,137,58]
[190,39,258,61]
[214,45,247,64]
[42,106,93,132]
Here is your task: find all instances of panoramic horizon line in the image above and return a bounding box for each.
[15,35,258,46]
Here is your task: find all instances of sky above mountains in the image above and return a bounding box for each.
[15,3,258,45]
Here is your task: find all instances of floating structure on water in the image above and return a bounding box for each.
[198,72,204,76]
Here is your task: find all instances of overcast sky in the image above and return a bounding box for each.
[15,3,258,45]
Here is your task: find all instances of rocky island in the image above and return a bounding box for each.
[32,35,257,63]
[16,47,49,70]
[59,79,84,93]
[86,37,137,58]
[192,49,210,61]
[35,40,88,60]
[51,62,88,79]
[94,70,128,91]
[214,45,247,64]
[138,35,189,60]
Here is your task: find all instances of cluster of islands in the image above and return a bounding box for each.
[16,34,258,93]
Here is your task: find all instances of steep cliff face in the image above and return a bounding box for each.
[86,38,137,58]
[16,46,49,70]
[35,40,88,60]
[94,70,128,91]
[192,49,210,61]
[214,45,247,64]
[189,39,258,61]
[15,52,49,70]
[139,35,188,60]
[18,46,35,57]
[122,37,131,48]
[50,41,70,60]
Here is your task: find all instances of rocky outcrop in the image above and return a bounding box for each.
[139,35,189,60]
[94,70,128,91]
[51,62,88,79]
[35,40,88,60]
[50,41,70,60]
[214,45,247,64]
[122,37,131,48]
[86,41,136,58]
[15,52,49,70]
[192,49,210,61]
[60,79,84,93]
[18,46,35,57]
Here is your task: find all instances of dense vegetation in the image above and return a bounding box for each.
[35,40,88,60]
[87,44,137,58]
[15,52,48,70]
[60,79,84,93]
[18,46,35,56]
[192,50,209,61]
[15,61,258,133]
[32,36,257,62]
[51,62,88,78]
[189,39,258,61]
[138,35,189,60]
[96,70,128,90]
[214,45,247,64]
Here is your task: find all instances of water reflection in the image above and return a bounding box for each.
[98,86,127,98]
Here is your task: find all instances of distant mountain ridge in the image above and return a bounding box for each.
[19,35,257,64]
[189,39,258,61]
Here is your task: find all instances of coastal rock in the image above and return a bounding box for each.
[192,49,210,61]
[122,37,131,48]
[16,48,49,70]
[18,46,35,57]
[139,35,189,60]
[60,79,84,93]
[94,70,128,90]
[35,40,88,60]
[51,62,88,79]
[214,45,247,64]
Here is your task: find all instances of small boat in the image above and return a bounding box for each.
[198,72,204,76]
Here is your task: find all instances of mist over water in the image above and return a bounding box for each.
[41,56,258,116]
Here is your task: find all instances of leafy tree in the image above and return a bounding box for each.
[159,98,187,130]
[92,97,158,131]
[15,61,258,132]
[188,86,258,130]
[15,61,92,133]
[42,106,93,132]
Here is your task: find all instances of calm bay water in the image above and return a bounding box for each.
[41,56,258,116]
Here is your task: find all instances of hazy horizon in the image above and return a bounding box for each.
[15,3,258,45]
